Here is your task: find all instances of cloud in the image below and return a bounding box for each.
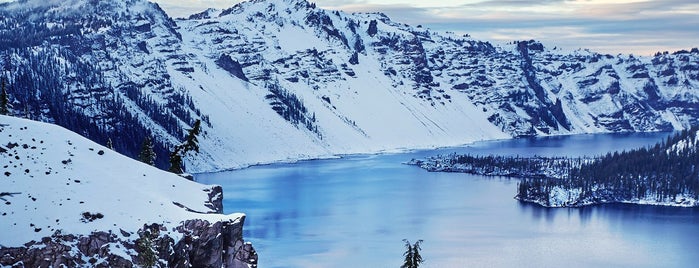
[151,0,244,17]
[150,0,698,55]
[317,0,699,55]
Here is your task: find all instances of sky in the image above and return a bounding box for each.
[3,0,696,55]
[149,0,698,56]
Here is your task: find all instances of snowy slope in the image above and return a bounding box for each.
[175,0,699,171]
[0,115,241,248]
[175,0,511,171]
[1,0,698,173]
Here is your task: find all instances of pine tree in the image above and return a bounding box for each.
[401,239,414,268]
[401,239,424,268]
[168,145,184,174]
[106,138,114,150]
[411,240,424,267]
[0,77,9,116]
[136,230,157,268]
[182,119,201,154]
[138,137,156,166]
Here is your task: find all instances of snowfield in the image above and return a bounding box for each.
[0,115,242,248]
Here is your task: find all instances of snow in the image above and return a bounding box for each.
[546,187,583,207]
[534,186,699,208]
[3,0,698,175]
[174,1,510,172]
[0,115,242,247]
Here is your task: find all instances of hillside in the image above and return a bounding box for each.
[0,0,698,172]
[0,115,256,267]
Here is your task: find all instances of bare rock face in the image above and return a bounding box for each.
[0,218,256,268]
[205,185,225,214]
[171,218,257,268]
[0,231,133,268]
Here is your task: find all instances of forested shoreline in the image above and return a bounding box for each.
[408,128,699,207]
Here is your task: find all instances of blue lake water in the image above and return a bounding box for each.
[197,132,699,268]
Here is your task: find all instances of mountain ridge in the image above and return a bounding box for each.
[1,0,698,172]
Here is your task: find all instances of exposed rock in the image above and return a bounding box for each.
[216,54,249,82]
[0,231,132,268]
[172,218,257,268]
[0,218,256,268]
[205,185,224,213]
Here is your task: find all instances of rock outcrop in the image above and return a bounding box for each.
[0,218,257,268]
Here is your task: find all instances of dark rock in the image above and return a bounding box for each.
[216,54,249,82]
[367,20,378,37]
[205,185,224,213]
[452,83,469,90]
[137,41,149,54]
[0,218,256,268]
[349,52,359,65]
[135,23,151,33]
[176,67,195,74]
[171,218,257,268]
[179,173,195,181]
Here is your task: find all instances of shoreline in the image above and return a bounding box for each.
[516,196,699,208]
[192,130,673,175]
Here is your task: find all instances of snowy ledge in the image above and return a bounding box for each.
[0,115,257,267]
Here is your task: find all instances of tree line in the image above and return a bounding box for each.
[418,128,699,205]
[518,128,699,204]
[0,46,207,169]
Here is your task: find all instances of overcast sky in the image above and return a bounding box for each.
[3,0,696,55]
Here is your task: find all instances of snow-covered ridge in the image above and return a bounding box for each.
[1,0,698,173]
[0,115,255,266]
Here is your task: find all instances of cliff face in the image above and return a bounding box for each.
[0,218,257,268]
[173,219,257,268]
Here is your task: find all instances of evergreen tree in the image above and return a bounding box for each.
[106,138,114,150]
[138,137,156,166]
[401,239,424,268]
[401,239,414,268]
[168,145,184,174]
[0,77,9,115]
[411,240,424,267]
[182,119,201,154]
[136,230,157,268]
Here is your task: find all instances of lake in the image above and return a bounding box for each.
[197,132,699,268]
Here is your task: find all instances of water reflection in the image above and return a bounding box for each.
[198,132,699,268]
[518,202,557,223]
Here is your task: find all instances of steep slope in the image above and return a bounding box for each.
[0,115,256,267]
[177,0,508,171]
[0,0,202,168]
[177,0,699,170]
[1,0,698,173]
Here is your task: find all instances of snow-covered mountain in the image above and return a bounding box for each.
[1,0,698,172]
[0,115,256,266]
